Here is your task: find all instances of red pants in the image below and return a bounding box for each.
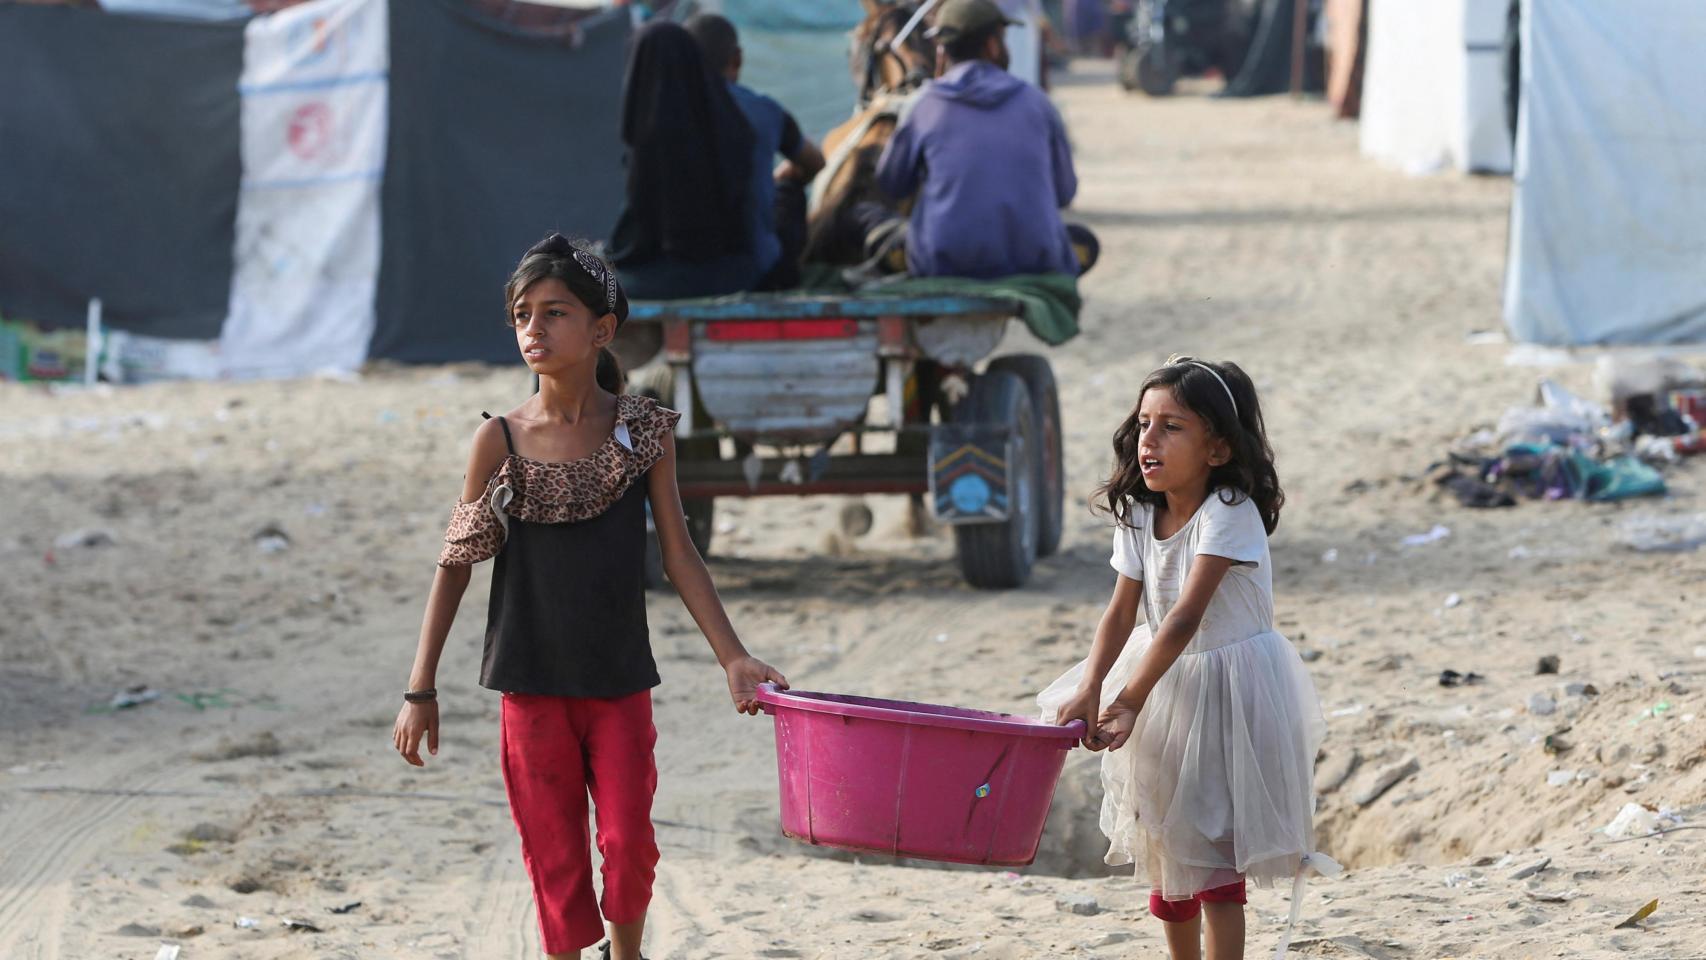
[1149,879,1247,923]
[500,690,660,954]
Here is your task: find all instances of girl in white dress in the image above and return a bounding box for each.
[1039,357,1332,960]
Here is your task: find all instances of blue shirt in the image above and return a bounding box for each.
[728,81,804,278]
[876,61,1079,279]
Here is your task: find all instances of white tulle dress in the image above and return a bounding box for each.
[1038,491,1330,906]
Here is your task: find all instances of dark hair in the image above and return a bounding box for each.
[1093,358,1284,534]
[503,233,627,394]
[942,24,1002,64]
[684,12,740,76]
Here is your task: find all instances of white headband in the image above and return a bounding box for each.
[1175,358,1239,419]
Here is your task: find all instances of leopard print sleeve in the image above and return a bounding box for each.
[437,471,511,566]
[626,397,682,475]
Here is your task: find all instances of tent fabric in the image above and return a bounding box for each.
[221,0,388,379]
[1502,0,1706,346]
[1222,0,1322,98]
[0,4,244,339]
[369,0,630,364]
[1359,0,1510,175]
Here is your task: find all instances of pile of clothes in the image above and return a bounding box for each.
[1435,360,1706,508]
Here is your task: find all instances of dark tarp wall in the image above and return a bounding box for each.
[371,0,631,364]
[0,5,244,337]
[1222,0,1324,97]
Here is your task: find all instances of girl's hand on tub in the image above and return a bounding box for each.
[1095,698,1141,752]
[1055,683,1104,750]
[726,656,789,715]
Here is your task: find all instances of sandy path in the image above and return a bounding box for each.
[3,59,1702,959]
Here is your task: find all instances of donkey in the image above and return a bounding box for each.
[802,0,939,266]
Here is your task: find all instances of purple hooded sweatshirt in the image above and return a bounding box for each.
[875,60,1078,279]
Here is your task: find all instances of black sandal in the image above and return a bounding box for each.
[597,942,649,960]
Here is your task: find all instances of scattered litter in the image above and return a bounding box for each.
[741,451,762,490]
[778,459,804,485]
[1646,701,1673,719]
[933,633,948,644]
[1299,648,1323,663]
[1508,856,1550,880]
[303,502,328,517]
[1443,872,1479,889]
[376,410,400,424]
[1527,889,1578,903]
[1443,593,1463,609]
[1354,756,1420,806]
[54,527,115,549]
[1543,732,1573,755]
[1527,693,1558,716]
[998,871,1022,882]
[1537,655,1560,675]
[1055,894,1099,916]
[110,685,161,710]
[327,901,362,914]
[1330,703,1367,717]
[1613,898,1659,930]
[1508,545,1533,559]
[1695,645,1706,659]
[715,517,738,535]
[234,916,261,930]
[1603,803,1668,839]
[1400,525,1451,547]
[1621,513,1706,553]
[282,917,323,933]
[1546,770,1576,787]
[1320,548,1339,563]
[253,524,291,554]
[1562,682,1598,698]
[154,946,180,960]
[1438,670,1484,688]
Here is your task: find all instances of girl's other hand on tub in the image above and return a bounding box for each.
[726,656,789,715]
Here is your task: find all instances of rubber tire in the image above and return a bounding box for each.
[631,365,716,561]
[989,355,1064,559]
[1136,43,1178,96]
[952,370,1039,590]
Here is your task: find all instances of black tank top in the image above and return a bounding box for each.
[478,416,660,698]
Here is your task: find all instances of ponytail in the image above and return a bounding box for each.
[596,346,625,394]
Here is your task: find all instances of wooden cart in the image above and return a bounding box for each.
[619,294,1065,589]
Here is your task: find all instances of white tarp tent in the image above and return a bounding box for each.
[1503,0,1706,345]
[1359,0,1511,175]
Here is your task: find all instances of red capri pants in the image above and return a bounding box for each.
[500,690,660,955]
[1149,879,1247,923]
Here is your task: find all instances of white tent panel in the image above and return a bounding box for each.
[1503,0,1706,345]
[1360,0,1510,175]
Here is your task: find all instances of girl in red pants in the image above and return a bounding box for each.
[393,234,787,960]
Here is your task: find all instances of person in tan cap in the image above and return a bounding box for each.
[870,0,1090,280]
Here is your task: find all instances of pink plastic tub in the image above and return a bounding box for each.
[754,683,1085,866]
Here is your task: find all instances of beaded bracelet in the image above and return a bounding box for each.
[403,689,437,704]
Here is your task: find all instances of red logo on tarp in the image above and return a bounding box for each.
[287,102,333,160]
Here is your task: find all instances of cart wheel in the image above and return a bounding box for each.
[989,355,1064,559]
[953,370,1039,590]
[632,365,717,560]
[1135,42,1177,96]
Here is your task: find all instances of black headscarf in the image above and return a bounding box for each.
[608,20,755,267]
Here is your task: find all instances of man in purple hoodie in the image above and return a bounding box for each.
[874,0,1081,280]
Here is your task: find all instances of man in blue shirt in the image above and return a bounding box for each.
[873,0,1083,280]
[686,14,826,291]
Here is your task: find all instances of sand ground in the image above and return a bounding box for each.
[3,60,1703,960]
